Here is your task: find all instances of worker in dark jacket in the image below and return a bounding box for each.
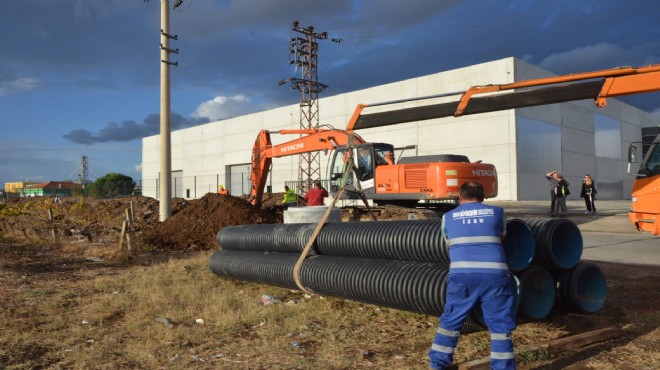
[553,175,570,216]
[545,170,560,214]
[580,174,597,214]
[429,181,516,370]
[357,147,373,180]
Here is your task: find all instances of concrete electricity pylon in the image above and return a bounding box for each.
[78,155,90,184]
[279,21,341,199]
[154,0,181,221]
[144,0,182,220]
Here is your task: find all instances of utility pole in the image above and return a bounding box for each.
[279,21,341,199]
[158,0,180,221]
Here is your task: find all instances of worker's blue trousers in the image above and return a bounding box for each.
[429,273,517,370]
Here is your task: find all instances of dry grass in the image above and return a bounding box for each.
[1,240,659,370]
[0,246,439,369]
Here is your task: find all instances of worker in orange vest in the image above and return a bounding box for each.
[217,185,229,195]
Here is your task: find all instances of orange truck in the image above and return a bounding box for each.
[628,133,660,235]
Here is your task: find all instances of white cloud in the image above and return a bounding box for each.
[192,95,257,121]
[539,43,626,73]
[0,78,41,96]
[31,24,49,39]
[134,163,142,173]
[538,42,660,74]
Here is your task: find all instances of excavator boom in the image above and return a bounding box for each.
[346,64,660,131]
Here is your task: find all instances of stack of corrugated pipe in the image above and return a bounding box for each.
[209,217,607,330]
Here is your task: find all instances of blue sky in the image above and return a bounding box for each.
[2,0,660,186]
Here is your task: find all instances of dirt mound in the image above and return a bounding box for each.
[1,193,434,251]
[0,194,277,252]
[141,193,277,251]
[0,196,154,242]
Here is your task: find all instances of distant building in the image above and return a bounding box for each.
[5,181,38,194]
[19,181,84,197]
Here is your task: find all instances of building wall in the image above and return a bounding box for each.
[20,187,80,197]
[142,57,660,201]
[4,182,37,193]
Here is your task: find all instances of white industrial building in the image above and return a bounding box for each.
[141,57,660,201]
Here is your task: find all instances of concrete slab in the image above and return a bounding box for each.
[581,232,660,266]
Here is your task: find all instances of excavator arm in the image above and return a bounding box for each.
[346,64,660,131]
[249,128,366,206]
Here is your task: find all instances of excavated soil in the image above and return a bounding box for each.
[141,194,277,250]
[0,192,426,258]
[0,193,278,253]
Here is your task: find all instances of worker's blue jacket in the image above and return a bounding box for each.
[442,202,508,275]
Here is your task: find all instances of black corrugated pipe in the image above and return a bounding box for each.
[517,264,556,320]
[318,219,448,263]
[553,262,607,314]
[216,219,449,264]
[503,219,535,272]
[522,218,583,270]
[209,249,449,317]
[217,223,317,254]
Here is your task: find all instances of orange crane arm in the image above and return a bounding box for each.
[347,64,660,131]
[249,129,366,206]
[455,64,660,114]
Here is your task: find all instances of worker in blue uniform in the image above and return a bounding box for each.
[429,181,516,370]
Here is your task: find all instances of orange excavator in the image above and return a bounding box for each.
[248,128,497,207]
[249,63,660,232]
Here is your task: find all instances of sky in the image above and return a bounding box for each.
[2,0,660,186]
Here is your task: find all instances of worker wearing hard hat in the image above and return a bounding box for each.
[217,185,229,195]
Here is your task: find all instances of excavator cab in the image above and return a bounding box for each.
[328,143,394,198]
